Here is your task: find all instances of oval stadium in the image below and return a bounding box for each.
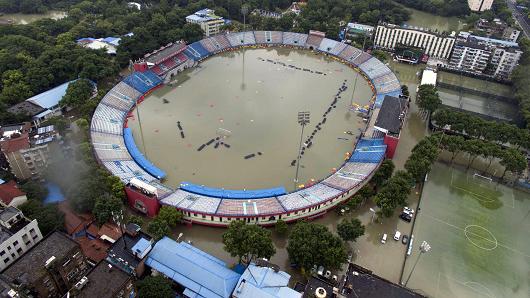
[89,30,407,226]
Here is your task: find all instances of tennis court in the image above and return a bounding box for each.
[402,162,530,297]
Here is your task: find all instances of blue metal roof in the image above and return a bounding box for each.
[27,80,77,109]
[233,264,301,298]
[132,238,151,255]
[179,183,286,199]
[145,237,241,298]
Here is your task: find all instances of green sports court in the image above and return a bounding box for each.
[402,162,530,297]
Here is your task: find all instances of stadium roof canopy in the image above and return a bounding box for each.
[374,96,408,135]
[145,237,241,298]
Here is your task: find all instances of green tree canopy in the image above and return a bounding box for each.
[275,219,288,236]
[59,79,94,108]
[157,206,183,228]
[19,199,64,236]
[136,275,173,298]
[222,220,276,263]
[147,217,171,240]
[287,221,347,271]
[337,218,365,242]
[93,194,122,226]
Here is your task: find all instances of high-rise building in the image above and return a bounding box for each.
[374,23,456,60]
[468,0,494,12]
[185,9,226,37]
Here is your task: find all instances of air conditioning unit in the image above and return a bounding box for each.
[74,277,88,290]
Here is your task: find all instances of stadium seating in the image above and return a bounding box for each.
[160,190,221,214]
[92,131,129,161]
[175,53,188,64]
[90,104,126,135]
[282,32,308,46]
[349,138,387,163]
[100,89,136,112]
[338,45,362,62]
[212,34,231,49]
[200,38,219,53]
[323,162,378,191]
[123,128,166,179]
[123,70,162,94]
[270,31,283,44]
[330,42,348,56]
[216,197,285,216]
[352,51,372,66]
[359,57,392,79]
[151,65,164,76]
[318,38,339,53]
[162,58,177,69]
[373,73,401,94]
[145,42,186,65]
[254,31,267,44]
[277,183,342,211]
[103,160,156,183]
[226,32,257,46]
[305,34,324,49]
[184,41,211,60]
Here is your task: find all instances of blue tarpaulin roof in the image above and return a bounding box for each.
[179,183,286,199]
[43,182,65,204]
[233,264,301,298]
[123,128,166,179]
[26,80,77,109]
[145,237,241,298]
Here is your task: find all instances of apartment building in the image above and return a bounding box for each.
[0,205,43,271]
[468,0,494,12]
[185,9,226,37]
[374,23,456,59]
[2,232,90,298]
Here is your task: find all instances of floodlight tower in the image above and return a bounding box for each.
[403,240,431,287]
[294,111,310,188]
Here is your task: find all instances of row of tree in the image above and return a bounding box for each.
[432,108,530,150]
[512,38,530,129]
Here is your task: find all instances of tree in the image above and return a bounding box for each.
[287,221,347,271]
[416,84,441,117]
[19,200,64,236]
[93,195,122,226]
[337,218,365,242]
[371,159,395,188]
[157,206,183,228]
[59,79,94,108]
[222,220,276,264]
[136,275,173,298]
[401,85,410,97]
[464,139,484,169]
[126,214,144,226]
[147,217,171,240]
[20,181,48,201]
[441,135,465,164]
[500,148,527,179]
[275,219,288,235]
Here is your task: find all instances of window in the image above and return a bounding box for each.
[11,254,15,258]
[13,240,18,246]
[16,248,22,254]
[0,251,4,257]
[6,246,11,251]
[3,258,9,263]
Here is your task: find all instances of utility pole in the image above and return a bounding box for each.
[404,241,431,287]
[294,111,310,189]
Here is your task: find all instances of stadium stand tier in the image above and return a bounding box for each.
[91,31,404,226]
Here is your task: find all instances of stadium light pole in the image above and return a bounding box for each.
[136,98,148,157]
[294,112,310,188]
[404,241,431,287]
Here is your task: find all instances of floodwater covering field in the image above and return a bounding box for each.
[128,48,373,191]
[403,162,530,297]
[402,7,464,33]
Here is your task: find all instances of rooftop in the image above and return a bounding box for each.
[24,80,77,110]
[6,101,45,117]
[0,133,30,154]
[106,226,152,275]
[74,261,131,298]
[186,8,223,23]
[374,96,408,135]
[0,181,26,206]
[3,232,77,285]
[341,264,425,298]
[233,263,301,298]
[145,237,241,298]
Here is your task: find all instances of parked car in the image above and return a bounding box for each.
[402,235,409,245]
[403,207,415,215]
[400,213,412,222]
[381,233,387,244]
[394,231,401,241]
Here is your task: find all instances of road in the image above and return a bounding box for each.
[507,0,530,38]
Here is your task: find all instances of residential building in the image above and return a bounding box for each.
[374,23,456,60]
[303,263,424,297]
[0,205,42,271]
[233,260,301,298]
[448,40,491,73]
[0,181,27,207]
[0,125,52,180]
[186,9,226,37]
[105,223,152,277]
[468,0,494,12]
[474,18,520,42]
[64,261,134,298]
[448,32,522,80]
[77,37,122,55]
[251,9,282,19]
[346,23,375,37]
[145,237,241,298]
[502,27,521,42]
[2,231,90,298]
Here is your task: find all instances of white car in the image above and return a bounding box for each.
[403,207,415,215]
[394,231,401,241]
[381,233,387,244]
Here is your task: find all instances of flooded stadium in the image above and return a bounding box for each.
[127,47,373,192]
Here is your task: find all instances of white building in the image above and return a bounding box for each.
[374,23,456,60]
[468,0,494,12]
[491,47,522,79]
[185,9,225,37]
[0,205,43,271]
[346,23,375,36]
[449,40,491,73]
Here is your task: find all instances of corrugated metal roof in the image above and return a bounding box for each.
[27,80,77,109]
[233,264,301,298]
[145,237,241,298]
